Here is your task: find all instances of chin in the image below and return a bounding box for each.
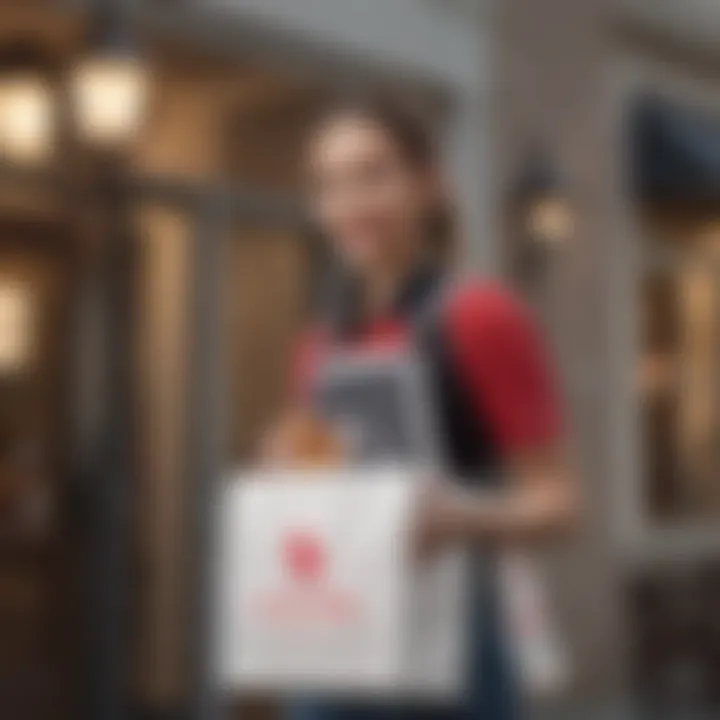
[342,247,385,272]
[349,257,389,277]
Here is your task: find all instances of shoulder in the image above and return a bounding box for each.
[439,278,562,448]
[442,278,533,338]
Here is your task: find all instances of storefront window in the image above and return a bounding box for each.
[224,222,313,463]
[639,216,720,520]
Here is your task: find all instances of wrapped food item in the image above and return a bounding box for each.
[262,407,346,469]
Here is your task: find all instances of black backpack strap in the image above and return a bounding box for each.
[409,273,452,346]
[407,277,453,467]
[410,278,505,483]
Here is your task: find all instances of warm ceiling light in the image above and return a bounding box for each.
[71,54,148,147]
[0,74,53,164]
[71,2,149,148]
[0,47,54,165]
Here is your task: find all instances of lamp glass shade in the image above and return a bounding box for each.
[0,72,53,164]
[71,54,148,146]
[525,193,574,247]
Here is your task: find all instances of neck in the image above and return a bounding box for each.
[362,239,425,317]
[363,268,404,317]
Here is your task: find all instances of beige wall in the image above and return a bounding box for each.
[495,0,630,701]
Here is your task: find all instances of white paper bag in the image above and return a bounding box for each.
[216,467,468,699]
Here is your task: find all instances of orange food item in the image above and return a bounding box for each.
[272,408,346,469]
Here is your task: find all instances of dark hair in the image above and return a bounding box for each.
[311,94,456,266]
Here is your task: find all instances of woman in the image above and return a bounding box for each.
[264,97,579,720]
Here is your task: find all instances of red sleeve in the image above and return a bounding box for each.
[443,282,562,452]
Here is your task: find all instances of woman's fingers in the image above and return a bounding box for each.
[412,480,454,562]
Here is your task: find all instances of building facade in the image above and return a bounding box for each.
[497,0,720,713]
[3,1,720,717]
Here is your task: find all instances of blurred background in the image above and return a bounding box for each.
[0,0,719,718]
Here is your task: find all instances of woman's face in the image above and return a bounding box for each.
[308,115,433,274]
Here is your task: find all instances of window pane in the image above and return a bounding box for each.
[223,223,314,464]
[640,227,720,520]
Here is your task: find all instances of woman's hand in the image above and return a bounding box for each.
[414,448,580,552]
[413,480,461,562]
[257,407,346,468]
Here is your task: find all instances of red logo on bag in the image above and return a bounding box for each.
[283,531,325,583]
[252,531,361,626]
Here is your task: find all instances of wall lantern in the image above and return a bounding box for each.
[0,45,54,166]
[515,151,574,247]
[70,2,149,148]
[511,150,574,284]
[0,4,149,163]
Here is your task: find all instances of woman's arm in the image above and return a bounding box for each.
[418,283,580,552]
[420,445,580,552]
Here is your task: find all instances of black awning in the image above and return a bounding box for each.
[632,95,720,208]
